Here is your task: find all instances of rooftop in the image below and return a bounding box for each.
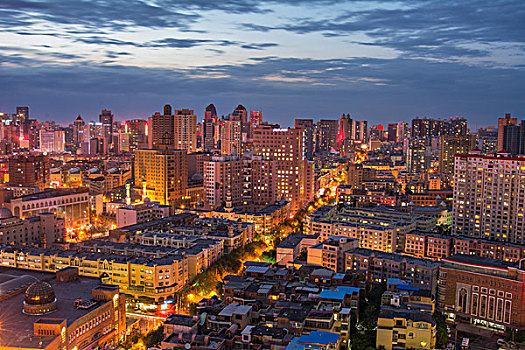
[0,267,108,349]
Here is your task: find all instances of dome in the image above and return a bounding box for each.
[25,281,55,305]
[23,281,57,315]
[0,208,13,219]
[191,173,203,182]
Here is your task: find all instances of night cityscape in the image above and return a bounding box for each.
[0,1,524,350]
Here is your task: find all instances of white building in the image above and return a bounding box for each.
[116,199,170,228]
[453,152,525,243]
[39,130,65,153]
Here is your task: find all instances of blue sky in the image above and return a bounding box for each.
[0,0,524,127]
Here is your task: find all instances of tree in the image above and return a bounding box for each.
[433,312,449,349]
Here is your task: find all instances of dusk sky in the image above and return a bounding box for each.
[1,0,524,127]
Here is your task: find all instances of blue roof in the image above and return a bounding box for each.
[333,273,345,279]
[299,331,340,346]
[387,278,419,291]
[318,286,359,300]
[387,278,406,285]
[285,331,340,350]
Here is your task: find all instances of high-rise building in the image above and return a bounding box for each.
[477,126,497,153]
[316,119,338,153]
[497,113,517,152]
[8,153,49,190]
[203,156,244,209]
[452,152,525,243]
[249,111,263,125]
[99,109,114,152]
[337,114,353,155]
[502,121,525,155]
[221,119,242,156]
[387,123,398,142]
[15,106,29,124]
[39,130,65,153]
[396,121,409,142]
[203,104,218,151]
[174,109,197,152]
[412,117,467,139]
[407,138,431,174]
[252,125,314,210]
[230,104,248,124]
[73,115,85,145]
[295,119,315,160]
[439,134,476,174]
[134,149,188,207]
[150,104,175,149]
[125,119,149,152]
[352,120,368,143]
[203,155,276,210]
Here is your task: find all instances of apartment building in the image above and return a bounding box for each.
[453,153,525,243]
[0,245,189,303]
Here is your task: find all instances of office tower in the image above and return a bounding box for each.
[174,109,197,152]
[15,106,29,124]
[221,119,242,156]
[316,119,338,153]
[249,111,263,125]
[134,149,188,206]
[99,109,114,152]
[406,138,431,174]
[150,104,175,149]
[8,153,49,190]
[502,121,525,155]
[497,113,517,151]
[477,126,497,153]
[337,114,353,155]
[125,119,149,152]
[387,123,398,142]
[295,119,315,160]
[439,134,476,174]
[73,115,85,145]
[252,125,314,210]
[453,153,525,243]
[230,104,248,124]
[39,130,65,153]
[204,103,217,122]
[203,104,218,151]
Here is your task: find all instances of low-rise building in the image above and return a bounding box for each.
[438,254,525,332]
[0,209,65,246]
[8,188,90,228]
[307,236,358,272]
[0,267,126,350]
[116,200,170,228]
[376,306,436,350]
[345,248,439,294]
[276,234,318,265]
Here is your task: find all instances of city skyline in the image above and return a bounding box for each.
[1,0,524,126]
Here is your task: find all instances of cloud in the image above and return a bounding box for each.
[241,0,525,67]
[1,54,523,126]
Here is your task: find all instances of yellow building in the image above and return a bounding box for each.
[376,307,436,350]
[134,149,188,206]
[0,246,188,303]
